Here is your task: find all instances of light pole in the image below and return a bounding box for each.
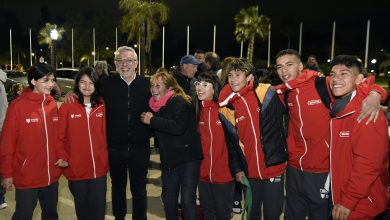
[50,26,59,70]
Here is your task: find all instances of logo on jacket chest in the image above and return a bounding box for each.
[70,114,82,119]
[339,131,350,138]
[25,118,39,123]
[96,112,103,117]
[53,116,59,122]
[235,115,245,123]
[307,99,322,106]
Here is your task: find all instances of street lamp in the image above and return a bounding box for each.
[50,26,59,69]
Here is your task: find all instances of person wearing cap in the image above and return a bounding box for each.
[173,55,200,95]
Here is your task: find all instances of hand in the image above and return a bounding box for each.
[140,112,153,125]
[357,91,381,124]
[332,204,351,220]
[54,159,69,168]
[2,177,14,191]
[235,171,245,184]
[64,91,76,104]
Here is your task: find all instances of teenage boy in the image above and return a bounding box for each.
[274,49,385,219]
[329,55,389,220]
[219,58,286,220]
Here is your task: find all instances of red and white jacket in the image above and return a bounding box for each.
[219,81,285,179]
[275,70,331,172]
[0,90,61,189]
[198,100,233,184]
[330,84,389,219]
[57,100,108,180]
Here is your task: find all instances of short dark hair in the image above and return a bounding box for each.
[27,63,55,89]
[226,58,254,77]
[275,49,301,62]
[329,55,363,74]
[195,49,205,54]
[74,67,102,108]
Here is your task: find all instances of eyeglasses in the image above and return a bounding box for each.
[115,59,138,64]
[194,81,212,88]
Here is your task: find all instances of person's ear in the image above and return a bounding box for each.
[299,62,304,72]
[31,79,37,86]
[246,73,254,82]
[356,74,364,84]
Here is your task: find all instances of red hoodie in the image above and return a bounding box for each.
[330,84,389,219]
[219,81,285,179]
[198,100,233,184]
[275,70,331,172]
[0,90,61,189]
[57,100,108,180]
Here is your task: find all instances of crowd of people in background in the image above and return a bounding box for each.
[0,45,388,220]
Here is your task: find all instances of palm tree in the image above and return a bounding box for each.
[38,23,65,69]
[234,6,270,63]
[119,0,169,74]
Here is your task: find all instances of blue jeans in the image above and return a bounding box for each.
[161,160,200,220]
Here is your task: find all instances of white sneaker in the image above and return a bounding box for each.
[0,202,7,209]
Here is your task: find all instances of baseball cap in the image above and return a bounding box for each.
[180,55,201,65]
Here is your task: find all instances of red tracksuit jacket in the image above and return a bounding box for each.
[0,90,61,189]
[275,70,331,172]
[57,100,108,180]
[330,85,389,219]
[219,81,285,179]
[199,100,233,184]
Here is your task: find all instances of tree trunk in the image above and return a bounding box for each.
[146,19,152,73]
[247,35,255,63]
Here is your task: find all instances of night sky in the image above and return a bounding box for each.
[1,0,390,67]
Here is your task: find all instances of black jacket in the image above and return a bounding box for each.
[100,74,151,150]
[150,95,203,169]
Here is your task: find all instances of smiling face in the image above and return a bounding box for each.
[115,50,138,79]
[195,81,214,101]
[228,69,251,92]
[329,64,363,98]
[276,54,304,83]
[150,77,170,102]
[31,74,55,95]
[78,74,95,98]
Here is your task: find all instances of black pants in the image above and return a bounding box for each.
[68,175,107,220]
[12,182,58,220]
[284,165,330,220]
[199,181,234,220]
[108,148,150,220]
[161,160,200,220]
[247,174,285,220]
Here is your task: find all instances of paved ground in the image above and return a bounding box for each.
[0,153,244,220]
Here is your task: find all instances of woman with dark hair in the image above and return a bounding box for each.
[192,72,235,220]
[140,70,203,220]
[0,63,67,219]
[57,67,108,220]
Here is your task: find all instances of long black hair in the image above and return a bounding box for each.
[191,72,221,125]
[74,67,101,108]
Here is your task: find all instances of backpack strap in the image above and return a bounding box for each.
[314,77,331,109]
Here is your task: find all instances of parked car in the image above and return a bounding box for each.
[3,68,79,98]
[55,68,79,95]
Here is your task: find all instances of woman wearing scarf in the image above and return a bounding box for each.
[141,69,203,220]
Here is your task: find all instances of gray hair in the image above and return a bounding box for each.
[94,60,108,75]
[115,46,138,60]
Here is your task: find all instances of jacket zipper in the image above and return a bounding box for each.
[208,107,213,183]
[87,105,103,178]
[41,94,51,186]
[238,94,262,179]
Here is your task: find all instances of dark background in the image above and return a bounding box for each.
[1,0,389,69]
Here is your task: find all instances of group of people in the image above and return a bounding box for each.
[0,45,388,220]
